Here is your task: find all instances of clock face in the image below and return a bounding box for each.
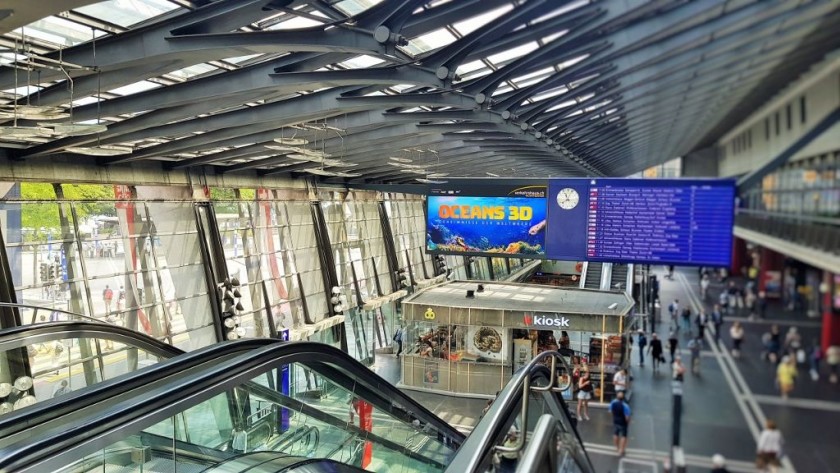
[556,188,580,210]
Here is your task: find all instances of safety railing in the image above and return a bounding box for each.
[446,350,594,473]
[0,301,111,326]
[735,210,840,254]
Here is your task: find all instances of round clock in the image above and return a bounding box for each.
[556,188,580,210]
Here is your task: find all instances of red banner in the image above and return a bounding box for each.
[358,401,373,468]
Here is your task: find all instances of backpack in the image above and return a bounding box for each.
[638,335,647,347]
[393,329,402,342]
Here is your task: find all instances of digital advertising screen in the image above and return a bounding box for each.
[544,178,736,266]
[426,180,548,258]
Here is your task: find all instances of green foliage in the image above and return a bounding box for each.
[20,183,116,242]
[62,184,116,220]
[20,183,59,240]
[211,187,256,214]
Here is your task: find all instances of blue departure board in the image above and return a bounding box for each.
[545,179,735,266]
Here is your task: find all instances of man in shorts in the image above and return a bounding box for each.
[610,390,631,456]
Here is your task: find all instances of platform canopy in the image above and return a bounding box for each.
[1,0,838,183]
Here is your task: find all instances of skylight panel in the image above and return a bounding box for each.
[21,16,106,46]
[334,0,384,16]
[1,85,42,97]
[455,60,486,75]
[542,31,567,44]
[558,54,589,70]
[108,80,161,96]
[167,63,218,81]
[402,29,457,56]
[492,85,513,97]
[224,54,263,64]
[546,98,578,113]
[339,55,386,69]
[532,0,589,25]
[75,0,181,28]
[391,84,415,92]
[266,16,324,30]
[487,42,539,66]
[532,86,568,102]
[453,5,514,36]
[512,67,554,85]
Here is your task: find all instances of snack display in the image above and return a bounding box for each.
[473,327,503,353]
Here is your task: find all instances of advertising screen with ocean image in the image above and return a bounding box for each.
[426,183,548,258]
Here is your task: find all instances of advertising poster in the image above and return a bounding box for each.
[467,326,507,362]
[423,360,440,385]
[426,181,548,258]
[512,338,534,372]
[834,274,840,310]
[763,270,782,298]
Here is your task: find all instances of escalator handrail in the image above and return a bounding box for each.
[445,350,593,473]
[0,301,112,326]
[0,320,182,356]
[0,332,276,442]
[0,341,463,473]
[0,323,463,451]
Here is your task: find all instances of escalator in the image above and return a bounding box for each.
[581,262,603,289]
[610,263,630,293]
[0,323,464,473]
[445,353,595,473]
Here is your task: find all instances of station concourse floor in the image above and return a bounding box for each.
[372,268,840,473]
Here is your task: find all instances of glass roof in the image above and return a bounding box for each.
[0,0,825,179]
[75,0,182,28]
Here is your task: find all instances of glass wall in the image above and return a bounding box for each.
[0,183,504,360]
[744,151,840,217]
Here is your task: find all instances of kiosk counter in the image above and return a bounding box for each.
[398,281,635,400]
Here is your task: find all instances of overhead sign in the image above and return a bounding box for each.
[426,180,548,258]
[524,313,570,328]
[424,178,735,266]
[544,178,735,267]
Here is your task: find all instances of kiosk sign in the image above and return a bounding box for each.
[524,313,570,328]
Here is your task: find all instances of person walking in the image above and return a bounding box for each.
[496,427,520,473]
[668,299,680,330]
[393,325,405,356]
[648,333,664,373]
[808,341,822,382]
[757,291,768,319]
[609,391,631,457]
[755,419,784,472]
[776,355,797,400]
[668,331,679,363]
[117,286,126,312]
[613,368,628,395]
[102,285,114,315]
[784,327,802,360]
[696,311,709,343]
[680,307,692,335]
[576,370,593,421]
[826,344,840,384]
[711,306,724,345]
[637,330,647,367]
[767,325,782,363]
[52,380,71,398]
[729,321,745,358]
[700,273,711,300]
[711,453,731,473]
[687,337,701,375]
[672,356,686,383]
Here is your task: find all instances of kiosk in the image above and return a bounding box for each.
[399,281,634,401]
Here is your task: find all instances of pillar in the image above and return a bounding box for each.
[730,237,748,276]
[822,272,840,352]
